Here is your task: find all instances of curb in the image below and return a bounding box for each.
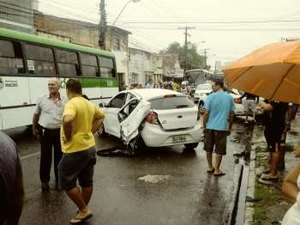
[225,163,244,225]
[243,126,259,225]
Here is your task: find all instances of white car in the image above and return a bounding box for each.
[99,88,202,152]
[193,83,212,103]
[198,89,263,116]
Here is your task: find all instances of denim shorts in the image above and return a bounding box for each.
[58,147,96,190]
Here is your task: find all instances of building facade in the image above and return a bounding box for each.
[34,12,131,85]
[128,48,163,87]
[0,0,35,33]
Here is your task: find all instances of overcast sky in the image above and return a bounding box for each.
[38,0,300,67]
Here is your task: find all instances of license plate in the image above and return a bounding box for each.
[172,135,187,143]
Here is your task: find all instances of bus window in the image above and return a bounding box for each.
[0,40,24,74]
[56,49,79,77]
[81,53,97,77]
[24,44,55,75]
[99,56,114,78]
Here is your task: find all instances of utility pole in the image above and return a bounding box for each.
[99,0,107,50]
[178,26,195,74]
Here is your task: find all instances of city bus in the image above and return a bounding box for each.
[0,27,119,130]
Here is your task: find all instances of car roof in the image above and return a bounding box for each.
[128,88,185,100]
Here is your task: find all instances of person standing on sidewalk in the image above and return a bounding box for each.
[203,79,235,176]
[58,78,105,224]
[239,92,259,123]
[260,100,289,182]
[32,77,67,191]
[0,131,24,225]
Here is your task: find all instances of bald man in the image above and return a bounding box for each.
[32,78,68,191]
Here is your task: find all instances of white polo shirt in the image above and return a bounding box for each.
[35,93,68,129]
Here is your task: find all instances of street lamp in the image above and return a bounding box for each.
[112,0,141,26]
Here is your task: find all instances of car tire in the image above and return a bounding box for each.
[127,135,145,155]
[97,124,107,137]
[184,143,199,150]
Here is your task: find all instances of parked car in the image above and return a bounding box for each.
[98,88,202,153]
[198,88,263,116]
[193,83,212,103]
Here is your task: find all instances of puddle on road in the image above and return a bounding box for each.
[138,174,171,184]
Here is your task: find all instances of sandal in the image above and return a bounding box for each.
[70,208,93,224]
[207,167,215,173]
[261,174,278,181]
[214,171,226,177]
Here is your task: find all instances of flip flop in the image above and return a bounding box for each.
[260,174,278,181]
[207,168,215,173]
[70,210,93,224]
[214,171,226,177]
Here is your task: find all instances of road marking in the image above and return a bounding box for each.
[20,151,39,160]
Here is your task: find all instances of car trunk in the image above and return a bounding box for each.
[154,108,198,130]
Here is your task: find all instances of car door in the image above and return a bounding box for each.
[118,98,151,144]
[103,92,127,137]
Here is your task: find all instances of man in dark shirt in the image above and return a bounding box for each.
[0,131,24,225]
[260,101,289,182]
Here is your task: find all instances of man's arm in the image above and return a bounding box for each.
[32,113,40,137]
[203,109,209,130]
[91,108,105,133]
[228,111,235,134]
[282,163,300,203]
[62,114,75,142]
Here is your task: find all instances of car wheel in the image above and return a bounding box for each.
[127,135,145,155]
[184,143,199,150]
[97,124,107,137]
[198,101,205,114]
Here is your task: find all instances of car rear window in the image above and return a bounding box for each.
[149,96,195,110]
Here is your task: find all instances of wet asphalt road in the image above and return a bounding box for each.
[5,120,253,225]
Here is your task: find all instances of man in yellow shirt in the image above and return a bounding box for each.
[58,78,104,224]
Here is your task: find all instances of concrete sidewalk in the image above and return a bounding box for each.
[244,116,300,225]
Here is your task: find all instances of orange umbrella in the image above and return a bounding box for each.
[223,40,300,104]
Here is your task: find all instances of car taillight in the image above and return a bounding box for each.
[146,111,159,125]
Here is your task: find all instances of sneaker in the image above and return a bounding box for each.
[41,182,50,191]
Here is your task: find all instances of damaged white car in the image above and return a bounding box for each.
[98,89,202,152]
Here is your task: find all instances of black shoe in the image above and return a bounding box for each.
[41,182,50,191]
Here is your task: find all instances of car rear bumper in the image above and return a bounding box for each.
[141,122,202,147]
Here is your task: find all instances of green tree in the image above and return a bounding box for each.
[162,42,207,70]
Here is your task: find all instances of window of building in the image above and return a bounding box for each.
[113,39,121,51]
[0,40,24,74]
[24,44,55,75]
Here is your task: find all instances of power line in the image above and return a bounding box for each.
[119,19,300,24]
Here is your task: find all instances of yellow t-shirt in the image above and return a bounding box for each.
[61,97,105,153]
